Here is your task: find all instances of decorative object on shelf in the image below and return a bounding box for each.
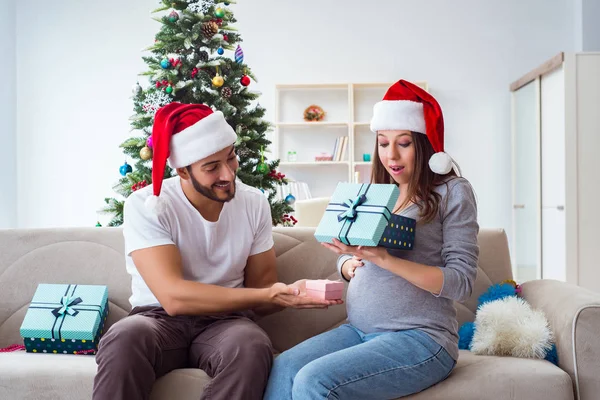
[119,161,132,176]
[363,153,371,162]
[217,47,224,55]
[140,146,153,160]
[286,151,297,162]
[256,146,270,174]
[303,104,326,122]
[285,194,296,205]
[235,45,244,64]
[202,21,219,38]
[315,152,333,162]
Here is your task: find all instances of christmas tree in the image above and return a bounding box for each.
[102,0,295,227]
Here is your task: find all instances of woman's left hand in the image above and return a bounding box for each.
[321,238,390,266]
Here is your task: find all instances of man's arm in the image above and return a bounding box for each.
[243,247,342,316]
[132,244,335,316]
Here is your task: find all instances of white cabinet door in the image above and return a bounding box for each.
[542,207,566,281]
[541,65,566,209]
[512,79,541,282]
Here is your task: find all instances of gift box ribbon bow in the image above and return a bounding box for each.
[52,295,82,318]
[337,194,367,222]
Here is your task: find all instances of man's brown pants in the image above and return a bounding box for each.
[92,306,273,400]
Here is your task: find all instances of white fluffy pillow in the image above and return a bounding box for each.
[470,296,553,358]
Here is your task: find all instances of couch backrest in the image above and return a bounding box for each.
[0,227,512,351]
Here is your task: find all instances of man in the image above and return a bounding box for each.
[92,102,341,400]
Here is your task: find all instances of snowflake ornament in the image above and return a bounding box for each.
[186,0,214,14]
[142,90,172,115]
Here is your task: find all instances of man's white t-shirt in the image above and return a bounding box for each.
[122,176,274,308]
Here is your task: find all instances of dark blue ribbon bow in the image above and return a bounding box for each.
[52,295,82,318]
[337,194,367,222]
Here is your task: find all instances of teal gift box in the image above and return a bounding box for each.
[314,183,401,246]
[19,284,109,355]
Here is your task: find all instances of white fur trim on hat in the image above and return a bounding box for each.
[167,111,237,169]
[370,100,425,134]
[429,152,453,175]
[145,194,168,214]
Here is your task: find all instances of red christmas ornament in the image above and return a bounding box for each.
[240,75,251,86]
[191,67,199,78]
[223,34,229,41]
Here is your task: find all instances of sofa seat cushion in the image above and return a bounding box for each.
[404,350,574,400]
[0,352,210,400]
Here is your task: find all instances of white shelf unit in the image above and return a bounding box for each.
[273,82,428,198]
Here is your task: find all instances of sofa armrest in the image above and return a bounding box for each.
[521,279,600,400]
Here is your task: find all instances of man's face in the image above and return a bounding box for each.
[185,145,239,203]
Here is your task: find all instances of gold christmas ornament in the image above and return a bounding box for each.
[140,146,153,160]
[212,75,224,87]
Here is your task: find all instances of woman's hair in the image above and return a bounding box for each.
[370,132,459,223]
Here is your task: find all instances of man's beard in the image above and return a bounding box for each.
[189,171,236,203]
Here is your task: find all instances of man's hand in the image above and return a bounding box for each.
[268,282,343,309]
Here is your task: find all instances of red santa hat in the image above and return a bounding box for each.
[145,102,237,213]
[370,79,453,175]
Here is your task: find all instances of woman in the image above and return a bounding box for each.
[264,80,479,400]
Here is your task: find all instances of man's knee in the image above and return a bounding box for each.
[219,320,273,367]
[97,316,158,365]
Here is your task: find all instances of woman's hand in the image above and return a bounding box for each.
[342,256,364,279]
[322,238,390,266]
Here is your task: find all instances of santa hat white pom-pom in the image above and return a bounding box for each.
[145,195,168,214]
[429,152,453,175]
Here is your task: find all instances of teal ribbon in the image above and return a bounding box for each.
[337,194,367,222]
[52,295,82,318]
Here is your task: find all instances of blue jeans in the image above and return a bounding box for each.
[264,324,455,400]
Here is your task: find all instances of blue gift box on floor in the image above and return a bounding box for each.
[315,183,403,247]
[20,284,109,355]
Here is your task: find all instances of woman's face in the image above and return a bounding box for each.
[377,130,415,186]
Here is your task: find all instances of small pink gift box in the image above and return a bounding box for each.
[305,279,344,300]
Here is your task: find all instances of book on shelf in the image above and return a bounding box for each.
[332,136,348,161]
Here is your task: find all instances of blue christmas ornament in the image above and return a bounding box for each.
[160,58,171,69]
[285,194,296,205]
[119,161,132,176]
[217,47,224,55]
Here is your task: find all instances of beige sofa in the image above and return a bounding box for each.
[0,227,599,400]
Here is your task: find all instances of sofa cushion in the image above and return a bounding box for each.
[404,350,574,400]
[0,352,210,400]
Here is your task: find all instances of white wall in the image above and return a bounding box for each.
[0,0,16,229]
[16,0,576,243]
[582,0,600,50]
